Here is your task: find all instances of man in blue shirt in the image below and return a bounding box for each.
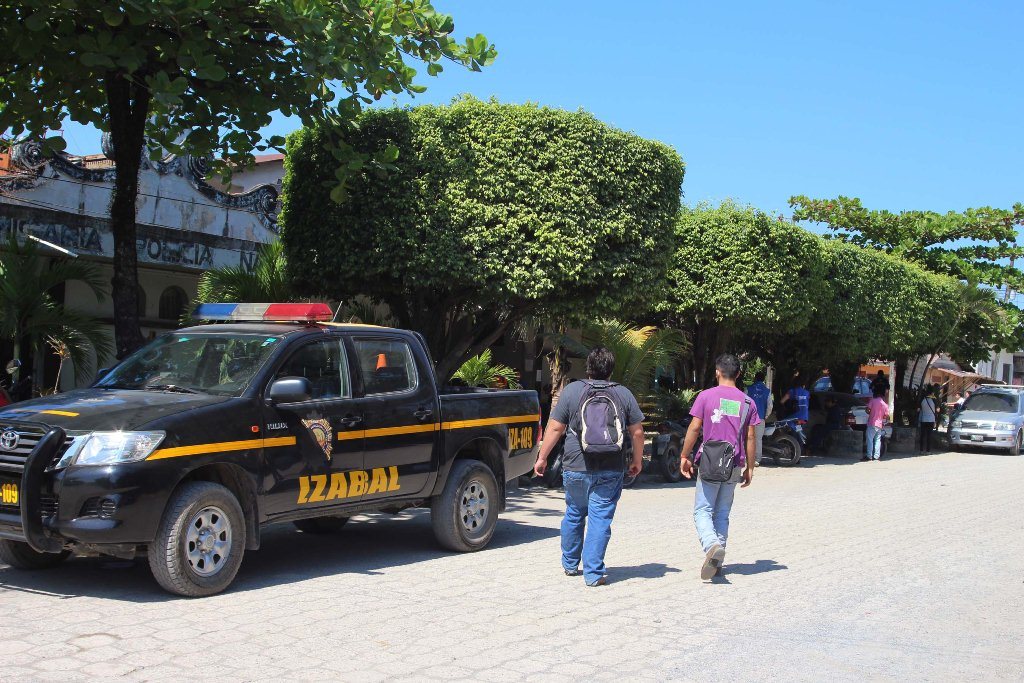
[780,377,810,422]
[746,371,772,465]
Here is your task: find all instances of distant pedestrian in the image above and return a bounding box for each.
[809,396,843,454]
[746,371,772,465]
[533,347,645,587]
[680,354,760,580]
[919,388,937,453]
[866,388,890,461]
[872,370,890,397]
[780,376,810,422]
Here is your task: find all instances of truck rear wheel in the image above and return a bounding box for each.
[293,516,349,534]
[0,540,70,569]
[431,459,499,552]
[148,481,246,598]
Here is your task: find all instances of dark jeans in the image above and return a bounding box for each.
[920,421,935,451]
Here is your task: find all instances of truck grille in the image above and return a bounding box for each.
[0,421,73,474]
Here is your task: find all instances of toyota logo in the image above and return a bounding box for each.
[0,429,19,452]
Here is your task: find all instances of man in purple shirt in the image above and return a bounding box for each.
[681,354,760,579]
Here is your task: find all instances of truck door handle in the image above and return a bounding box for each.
[340,415,363,428]
[413,408,433,421]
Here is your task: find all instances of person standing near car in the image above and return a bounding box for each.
[680,354,760,580]
[780,376,810,423]
[866,387,890,461]
[533,347,645,587]
[746,371,772,465]
[919,386,937,453]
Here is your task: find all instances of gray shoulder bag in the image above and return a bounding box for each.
[698,398,750,483]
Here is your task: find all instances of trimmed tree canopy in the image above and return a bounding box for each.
[282,98,684,376]
[660,201,990,388]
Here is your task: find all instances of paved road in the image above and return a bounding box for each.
[1,450,1022,682]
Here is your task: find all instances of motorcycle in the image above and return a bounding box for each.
[762,418,806,466]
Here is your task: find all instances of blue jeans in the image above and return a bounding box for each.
[866,425,884,460]
[561,470,624,583]
[693,476,737,552]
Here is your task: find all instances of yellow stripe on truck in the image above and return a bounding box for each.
[149,436,297,460]
[441,414,540,430]
[147,413,540,460]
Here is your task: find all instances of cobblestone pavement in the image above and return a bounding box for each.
[1,449,1022,682]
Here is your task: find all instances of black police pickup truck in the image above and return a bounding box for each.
[0,303,539,596]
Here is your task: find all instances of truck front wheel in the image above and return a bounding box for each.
[0,540,70,569]
[148,481,246,598]
[431,459,499,552]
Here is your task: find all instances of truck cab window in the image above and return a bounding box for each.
[353,338,418,395]
[276,339,350,400]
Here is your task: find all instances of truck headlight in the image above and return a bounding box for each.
[951,420,962,430]
[994,422,1017,432]
[55,431,165,468]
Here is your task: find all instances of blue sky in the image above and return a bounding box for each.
[60,0,1024,218]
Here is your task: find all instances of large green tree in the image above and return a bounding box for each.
[282,98,685,378]
[0,1,495,358]
[662,202,826,386]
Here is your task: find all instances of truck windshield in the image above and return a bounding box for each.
[961,392,1019,413]
[96,333,284,396]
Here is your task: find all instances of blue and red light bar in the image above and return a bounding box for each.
[193,302,333,322]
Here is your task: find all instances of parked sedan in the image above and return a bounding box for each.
[948,387,1024,455]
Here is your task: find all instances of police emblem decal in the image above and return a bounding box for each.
[301,419,333,461]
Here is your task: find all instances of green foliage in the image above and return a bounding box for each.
[282,98,685,377]
[654,387,699,421]
[789,195,1024,291]
[186,240,292,325]
[667,202,826,334]
[658,201,995,387]
[451,349,521,389]
[579,320,688,397]
[0,237,111,383]
[0,1,496,183]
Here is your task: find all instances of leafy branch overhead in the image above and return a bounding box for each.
[789,195,1024,291]
[0,0,497,182]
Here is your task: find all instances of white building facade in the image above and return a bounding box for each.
[0,137,284,389]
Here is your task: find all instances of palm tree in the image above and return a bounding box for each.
[541,320,687,396]
[0,236,112,386]
[451,349,522,389]
[581,320,687,397]
[191,239,291,311]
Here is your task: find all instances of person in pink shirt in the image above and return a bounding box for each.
[865,388,890,461]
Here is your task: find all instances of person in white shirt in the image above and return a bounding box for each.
[919,386,938,453]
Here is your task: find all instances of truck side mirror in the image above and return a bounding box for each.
[268,377,312,406]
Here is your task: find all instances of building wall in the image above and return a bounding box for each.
[0,140,282,391]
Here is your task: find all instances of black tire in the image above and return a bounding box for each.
[0,539,70,569]
[1009,431,1022,456]
[293,516,350,534]
[770,434,802,466]
[431,460,500,552]
[148,481,246,598]
[658,446,683,483]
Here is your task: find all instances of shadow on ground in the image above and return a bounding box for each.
[709,559,788,584]
[0,506,559,603]
[609,563,681,582]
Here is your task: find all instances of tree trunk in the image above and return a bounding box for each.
[105,74,150,359]
[548,342,570,414]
